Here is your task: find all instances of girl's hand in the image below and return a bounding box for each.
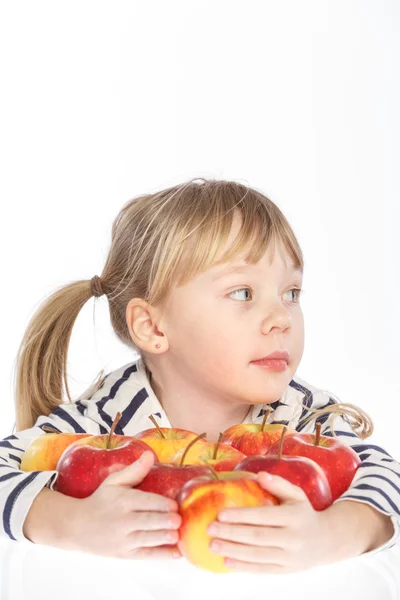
[207,471,331,574]
[70,451,182,560]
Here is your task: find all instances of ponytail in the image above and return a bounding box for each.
[13,280,105,431]
[299,394,374,440]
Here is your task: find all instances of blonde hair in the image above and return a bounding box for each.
[13,178,373,439]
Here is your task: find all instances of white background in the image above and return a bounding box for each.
[0,0,399,465]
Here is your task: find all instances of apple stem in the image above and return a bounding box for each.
[179,432,207,468]
[261,407,272,432]
[314,422,321,446]
[213,432,223,460]
[278,426,287,459]
[107,412,122,449]
[148,414,166,439]
[41,426,61,434]
[201,459,220,480]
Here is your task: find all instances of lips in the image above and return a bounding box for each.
[252,351,289,363]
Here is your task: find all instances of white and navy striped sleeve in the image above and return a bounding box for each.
[294,384,400,555]
[0,399,107,544]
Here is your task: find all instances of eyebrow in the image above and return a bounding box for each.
[211,263,303,281]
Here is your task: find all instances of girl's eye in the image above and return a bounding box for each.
[228,287,304,303]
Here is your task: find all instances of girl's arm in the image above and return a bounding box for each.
[295,386,400,554]
[320,498,395,562]
[0,402,103,542]
[23,453,183,560]
[22,487,81,548]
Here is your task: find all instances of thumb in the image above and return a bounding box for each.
[257,471,307,504]
[104,450,156,487]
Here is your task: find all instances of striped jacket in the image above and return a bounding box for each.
[1,356,399,554]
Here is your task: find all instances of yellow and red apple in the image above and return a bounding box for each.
[21,428,93,472]
[134,415,208,463]
[171,433,246,472]
[176,467,279,573]
[221,407,296,455]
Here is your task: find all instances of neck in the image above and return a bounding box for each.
[145,365,252,441]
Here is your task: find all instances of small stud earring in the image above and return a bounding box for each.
[155,343,161,348]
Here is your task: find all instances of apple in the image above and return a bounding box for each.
[176,465,279,574]
[54,412,158,498]
[234,426,333,511]
[21,427,92,472]
[134,415,208,463]
[171,433,246,472]
[267,422,361,501]
[135,433,211,499]
[221,407,297,455]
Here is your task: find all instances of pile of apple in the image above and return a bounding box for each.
[21,408,361,574]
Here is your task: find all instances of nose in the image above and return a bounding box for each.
[260,301,292,333]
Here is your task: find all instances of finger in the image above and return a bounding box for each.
[128,511,181,532]
[123,545,182,561]
[217,503,294,526]
[209,539,286,565]
[207,522,289,548]
[126,528,180,549]
[104,451,156,486]
[130,488,179,512]
[256,472,308,504]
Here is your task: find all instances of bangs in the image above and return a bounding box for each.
[147,181,303,305]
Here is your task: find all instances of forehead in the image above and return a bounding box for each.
[209,241,302,281]
[209,260,302,282]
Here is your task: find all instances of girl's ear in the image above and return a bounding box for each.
[126,298,168,352]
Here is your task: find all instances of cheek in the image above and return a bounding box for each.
[294,313,305,347]
[186,323,239,373]
[288,315,305,366]
[188,309,234,343]
[203,352,240,384]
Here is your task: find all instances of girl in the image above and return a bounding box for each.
[1,178,399,574]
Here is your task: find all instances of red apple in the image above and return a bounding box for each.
[54,412,158,498]
[134,415,208,463]
[234,426,333,510]
[135,433,211,500]
[170,433,246,472]
[267,423,361,501]
[176,465,279,573]
[221,407,297,455]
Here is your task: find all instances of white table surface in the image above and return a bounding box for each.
[0,538,399,600]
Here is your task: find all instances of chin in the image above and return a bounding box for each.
[248,371,292,398]
[243,387,285,406]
